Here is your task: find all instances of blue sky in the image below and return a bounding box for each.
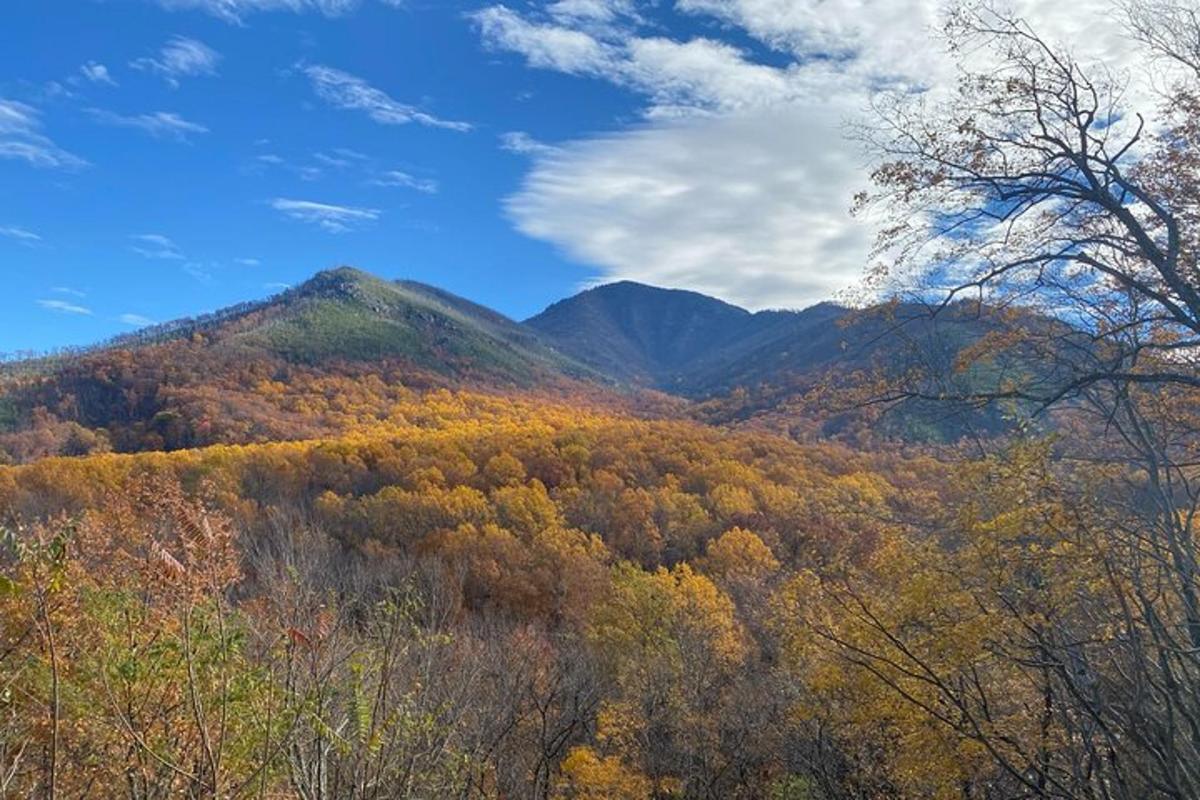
[1,0,1133,353]
[2,1,625,351]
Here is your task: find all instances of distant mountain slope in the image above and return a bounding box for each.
[525,281,753,384]
[0,268,1039,463]
[11,267,589,384]
[0,267,603,463]
[214,267,593,380]
[526,281,873,395]
[525,281,1009,396]
[671,303,852,394]
[525,282,1041,441]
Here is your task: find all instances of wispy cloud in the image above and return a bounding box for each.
[473,6,619,76]
[466,3,901,308]
[154,0,354,23]
[152,0,407,24]
[0,99,88,170]
[474,6,803,115]
[235,257,261,266]
[118,313,155,326]
[89,109,209,140]
[255,147,436,192]
[301,64,470,132]
[131,36,220,86]
[51,287,86,298]
[468,3,885,307]
[545,0,639,25]
[499,131,558,157]
[80,62,117,86]
[471,0,1156,310]
[130,233,185,260]
[270,198,380,233]
[264,281,291,291]
[368,169,438,193]
[183,262,214,282]
[0,225,41,243]
[254,152,322,180]
[38,299,92,316]
[313,148,367,168]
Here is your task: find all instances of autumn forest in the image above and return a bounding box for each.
[3,2,1200,799]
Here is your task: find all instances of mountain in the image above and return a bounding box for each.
[526,281,754,385]
[0,267,602,463]
[527,280,1013,391]
[527,281,877,396]
[98,266,592,382]
[527,281,1035,441]
[0,267,1026,464]
[656,303,854,395]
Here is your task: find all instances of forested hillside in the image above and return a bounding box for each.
[0,268,613,464]
[1,2,1198,798]
[0,266,1033,465]
[525,281,755,386]
[0,388,958,798]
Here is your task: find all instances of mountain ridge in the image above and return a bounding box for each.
[0,266,1019,462]
[11,266,598,385]
[525,280,758,385]
[525,280,873,396]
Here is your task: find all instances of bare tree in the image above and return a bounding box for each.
[819,2,1200,796]
[1126,0,1200,79]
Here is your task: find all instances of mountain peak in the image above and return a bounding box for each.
[291,265,381,300]
[61,266,591,386]
[568,280,751,312]
[526,279,754,384]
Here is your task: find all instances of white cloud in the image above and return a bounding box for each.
[369,169,438,193]
[301,64,470,131]
[132,37,220,86]
[270,198,380,232]
[89,109,209,140]
[184,262,214,281]
[473,0,1158,309]
[313,151,353,168]
[509,106,870,309]
[0,99,87,170]
[474,7,806,113]
[474,7,616,74]
[130,233,185,260]
[253,152,324,180]
[0,225,41,243]
[80,62,117,86]
[236,257,261,266]
[264,281,291,290]
[673,0,945,88]
[547,0,638,25]
[118,313,156,326]
[51,287,86,298]
[500,131,558,157]
[153,0,357,23]
[313,148,368,168]
[153,0,405,18]
[38,299,92,315]
[333,147,369,161]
